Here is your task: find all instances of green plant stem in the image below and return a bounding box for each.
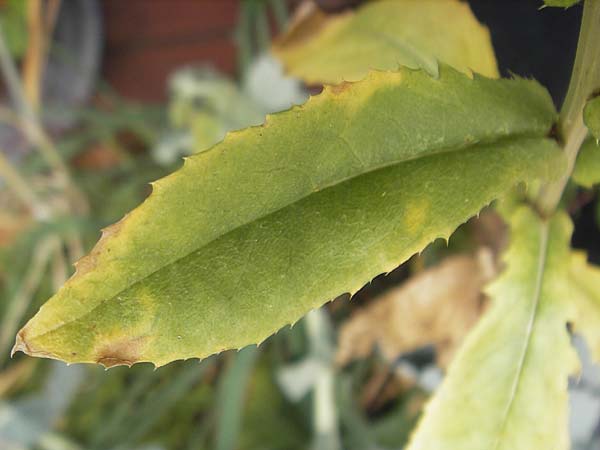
[0,21,88,215]
[0,22,60,172]
[51,244,68,291]
[269,0,289,31]
[111,362,210,450]
[256,2,271,54]
[215,347,258,450]
[89,369,156,448]
[1,235,57,366]
[0,150,48,218]
[537,0,600,215]
[236,1,255,77]
[0,26,33,121]
[66,233,84,262]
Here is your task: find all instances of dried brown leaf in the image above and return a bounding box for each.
[336,249,496,369]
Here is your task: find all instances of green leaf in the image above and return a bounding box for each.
[14,67,564,368]
[572,138,600,188]
[406,206,579,450]
[273,0,498,84]
[570,252,600,361]
[215,347,259,450]
[584,95,600,140]
[0,0,28,58]
[543,0,581,7]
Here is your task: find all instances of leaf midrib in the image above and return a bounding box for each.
[492,219,550,450]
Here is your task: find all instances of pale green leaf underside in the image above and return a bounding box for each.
[15,67,563,367]
[572,138,600,188]
[584,96,600,141]
[570,251,600,361]
[273,0,498,84]
[407,207,578,450]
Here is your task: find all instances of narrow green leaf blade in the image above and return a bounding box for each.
[0,0,28,58]
[15,68,564,367]
[406,207,578,450]
[273,0,498,84]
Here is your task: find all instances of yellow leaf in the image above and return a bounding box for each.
[273,0,498,84]
[336,249,496,369]
[406,206,578,450]
[570,251,600,362]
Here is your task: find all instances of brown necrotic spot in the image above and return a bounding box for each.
[329,81,353,95]
[96,335,149,368]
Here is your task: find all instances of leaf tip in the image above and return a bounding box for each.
[11,329,28,358]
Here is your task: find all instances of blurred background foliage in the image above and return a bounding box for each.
[0,1,598,450]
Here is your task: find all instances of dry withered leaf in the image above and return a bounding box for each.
[273,0,498,85]
[469,208,508,256]
[336,249,496,369]
[273,1,335,52]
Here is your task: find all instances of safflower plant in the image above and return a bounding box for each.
[13,0,600,448]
